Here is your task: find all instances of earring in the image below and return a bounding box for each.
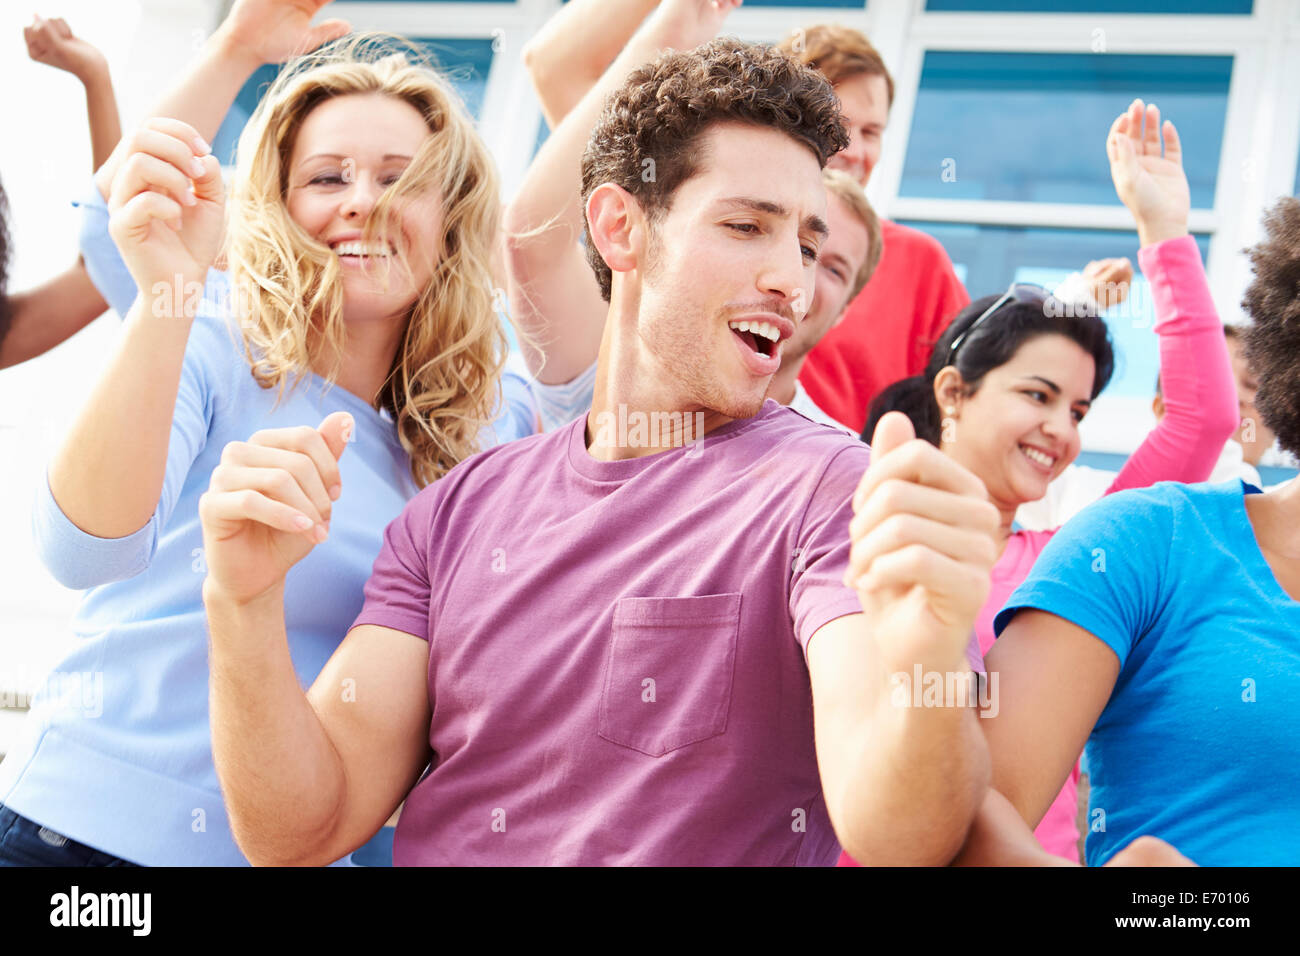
[945,406,956,417]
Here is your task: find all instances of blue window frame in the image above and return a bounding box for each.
[900,51,1233,207]
[211,37,494,165]
[926,1,1252,12]
[899,220,1212,401]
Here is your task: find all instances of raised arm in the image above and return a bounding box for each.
[92,0,350,201]
[809,413,999,864]
[47,119,222,539]
[503,0,740,383]
[521,0,660,129]
[24,15,122,169]
[0,16,120,369]
[201,416,431,866]
[0,263,106,369]
[1102,100,1237,496]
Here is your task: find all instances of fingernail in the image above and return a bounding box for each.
[183,191,196,206]
[294,514,313,530]
[193,137,210,156]
[314,524,329,543]
[191,156,206,177]
[329,484,342,501]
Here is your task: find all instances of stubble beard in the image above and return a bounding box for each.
[641,228,766,421]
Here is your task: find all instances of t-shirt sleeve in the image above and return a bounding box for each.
[479,355,539,447]
[992,487,1174,669]
[789,443,872,655]
[74,177,139,318]
[351,487,438,640]
[31,303,233,589]
[529,359,597,433]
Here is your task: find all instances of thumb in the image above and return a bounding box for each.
[318,411,354,462]
[868,410,916,461]
[305,19,351,52]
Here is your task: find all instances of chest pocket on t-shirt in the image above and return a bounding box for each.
[598,593,741,757]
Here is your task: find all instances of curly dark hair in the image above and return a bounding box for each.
[865,294,1115,446]
[580,38,849,301]
[1241,195,1300,459]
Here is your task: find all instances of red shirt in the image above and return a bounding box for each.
[799,220,969,434]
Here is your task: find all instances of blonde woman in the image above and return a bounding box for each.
[0,31,525,866]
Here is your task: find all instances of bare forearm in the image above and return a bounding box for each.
[206,585,348,866]
[507,10,694,244]
[0,262,107,369]
[47,294,193,537]
[94,31,258,200]
[523,0,660,128]
[79,64,122,170]
[950,789,1075,866]
[832,701,989,865]
[504,8,703,381]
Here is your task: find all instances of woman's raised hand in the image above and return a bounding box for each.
[23,14,107,82]
[1107,99,1191,248]
[215,0,352,67]
[107,118,224,308]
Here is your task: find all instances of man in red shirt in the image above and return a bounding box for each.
[778,25,970,433]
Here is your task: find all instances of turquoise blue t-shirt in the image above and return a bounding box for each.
[994,480,1300,866]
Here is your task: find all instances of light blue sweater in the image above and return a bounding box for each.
[0,185,534,865]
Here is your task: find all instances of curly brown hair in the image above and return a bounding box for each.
[580,38,849,302]
[1241,196,1300,459]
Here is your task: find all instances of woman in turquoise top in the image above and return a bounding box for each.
[0,15,524,865]
[972,195,1300,866]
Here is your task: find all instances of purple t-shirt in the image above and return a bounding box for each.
[353,400,872,865]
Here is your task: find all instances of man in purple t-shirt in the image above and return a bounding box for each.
[199,39,1000,866]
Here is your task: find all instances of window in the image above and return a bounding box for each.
[900,221,1211,402]
[211,37,495,165]
[925,1,1252,13]
[900,51,1232,207]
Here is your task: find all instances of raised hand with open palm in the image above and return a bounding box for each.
[1107,98,1190,248]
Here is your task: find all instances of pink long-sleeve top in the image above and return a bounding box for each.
[977,235,1239,861]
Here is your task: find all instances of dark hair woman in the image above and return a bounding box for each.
[845,99,1239,864]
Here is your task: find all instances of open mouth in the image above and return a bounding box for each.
[728,319,779,358]
[1019,444,1057,471]
[330,239,396,261]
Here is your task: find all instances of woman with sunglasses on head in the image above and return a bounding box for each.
[845,100,1238,865]
[0,11,521,866]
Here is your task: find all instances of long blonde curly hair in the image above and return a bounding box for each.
[224,33,505,487]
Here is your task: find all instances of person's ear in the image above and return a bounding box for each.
[586,183,642,284]
[933,366,965,418]
[1151,393,1165,421]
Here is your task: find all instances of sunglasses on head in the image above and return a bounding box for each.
[946,281,1050,367]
